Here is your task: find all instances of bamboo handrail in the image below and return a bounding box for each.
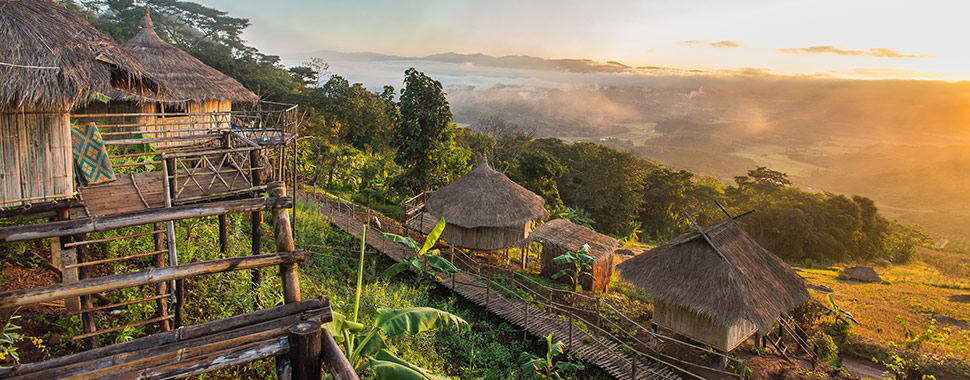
[62,249,169,269]
[64,229,166,248]
[68,294,170,316]
[0,251,304,309]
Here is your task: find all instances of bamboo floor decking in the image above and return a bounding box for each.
[302,191,683,380]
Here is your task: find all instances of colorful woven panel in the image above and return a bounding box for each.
[71,122,116,185]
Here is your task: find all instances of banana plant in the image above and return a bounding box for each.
[551,244,594,293]
[519,333,585,379]
[380,217,459,282]
[323,307,468,379]
[823,294,860,325]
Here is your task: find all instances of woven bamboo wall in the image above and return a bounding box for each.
[0,106,75,207]
[539,244,614,293]
[653,301,758,352]
[441,223,528,252]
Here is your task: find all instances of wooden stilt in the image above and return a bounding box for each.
[270,182,300,303]
[75,234,98,349]
[153,223,170,332]
[218,214,229,255]
[250,210,262,310]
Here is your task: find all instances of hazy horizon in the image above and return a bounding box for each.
[203,0,970,81]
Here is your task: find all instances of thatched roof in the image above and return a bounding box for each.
[0,0,162,112]
[522,219,617,261]
[116,10,257,103]
[616,220,809,332]
[842,266,881,283]
[425,159,548,229]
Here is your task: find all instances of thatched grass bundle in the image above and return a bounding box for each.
[0,0,162,112]
[425,159,548,229]
[525,219,618,260]
[616,220,809,332]
[116,11,257,103]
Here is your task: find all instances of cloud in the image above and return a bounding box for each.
[778,45,929,58]
[683,40,742,49]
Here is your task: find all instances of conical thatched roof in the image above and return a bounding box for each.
[616,220,809,332]
[425,159,548,229]
[0,0,162,112]
[117,10,257,103]
[523,219,617,260]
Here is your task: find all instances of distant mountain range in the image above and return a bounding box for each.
[286,50,647,74]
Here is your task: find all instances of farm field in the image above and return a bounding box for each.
[797,258,970,378]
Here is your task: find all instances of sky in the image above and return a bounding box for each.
[201,0,970,80]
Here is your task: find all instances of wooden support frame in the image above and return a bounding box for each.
[0,251,305,309]
[0,196,293,243]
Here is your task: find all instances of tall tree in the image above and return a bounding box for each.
[391,68,455,195]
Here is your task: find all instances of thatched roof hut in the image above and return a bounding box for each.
[116,11,257,104]
[424,159,548,251]
[523,219,618,293]
[0,0,163,208]
[73,10,258,147]
[616,220,809,352]
[0,0,161,112]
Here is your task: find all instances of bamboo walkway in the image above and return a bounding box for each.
[301,190,686,380]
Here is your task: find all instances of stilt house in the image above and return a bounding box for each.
[0,3,354,377]
[616,220,809,352]
[75,10,259,146]
[0,0,161,208]
[417,158,549,251]
[524,219,618,293]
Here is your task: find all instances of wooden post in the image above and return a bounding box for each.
[218,215,229,255]
[595,297,601,328]
[520,246,527,271]
[153,223,170,332]
[485,280,490,306]
[250,148,264,309]
[56,209,80,313]
[251,209,263,310]
[523,301,529,341]
[75,234,98,349]
[270,182,300,303]
[163,157,182,327]
[631,355,638,379]
[288,321,322,380]
[568,311,574,351]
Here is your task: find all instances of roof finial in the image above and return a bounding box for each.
[142,7,154,30]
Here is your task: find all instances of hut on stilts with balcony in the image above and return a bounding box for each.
[615,219,810,355]
[0,2,354,378]
[74,9,260,146]
[407,158,549,253]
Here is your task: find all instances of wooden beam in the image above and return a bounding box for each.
[0,298,329,378]
[0,251,304,309]
[321,329,358,380]
[0,196,293,243]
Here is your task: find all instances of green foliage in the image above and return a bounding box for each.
[549,206,594,229]
[519,333,585,380]
[809,331,839,364]
[550,244,594,293]
[876,318,952,380]
[324,307,468,378]
[508,150,563,209]
[381,218,460,282]
[392,68,458,195]
[0,309,22,368]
